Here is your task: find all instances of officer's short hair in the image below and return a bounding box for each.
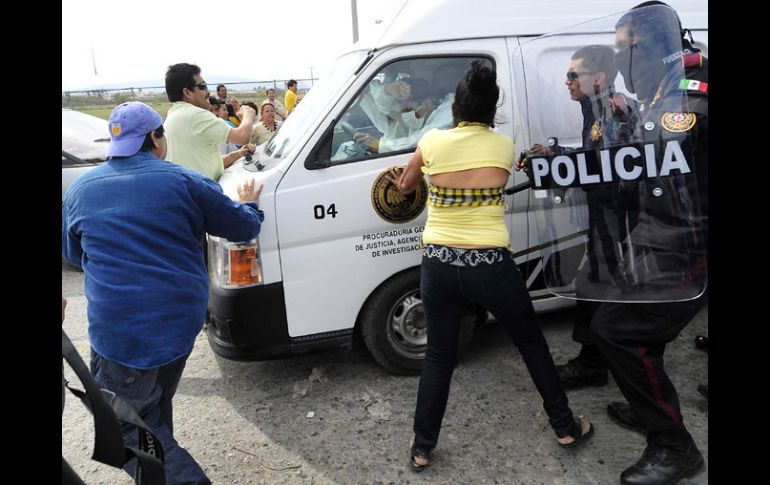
[572,45,618,84]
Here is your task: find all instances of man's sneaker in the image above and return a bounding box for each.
[556,357,608,389]
[620,441,705,485]
[606,401,645,434]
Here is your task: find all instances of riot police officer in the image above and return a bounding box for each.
[516,45,641,390]
[589,2,709,484]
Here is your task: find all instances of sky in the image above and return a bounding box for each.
[62,0,406,91]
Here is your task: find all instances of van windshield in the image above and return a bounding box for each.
[264,51,368,159]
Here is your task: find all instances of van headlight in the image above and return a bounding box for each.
[207,235,263,288]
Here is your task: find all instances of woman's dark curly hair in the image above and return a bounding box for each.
[453,60,498,127]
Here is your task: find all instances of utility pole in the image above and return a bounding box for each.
[90,46,98,76]
[351,0,359,44]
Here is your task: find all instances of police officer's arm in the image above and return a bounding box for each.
[514,144,555,174]
[386,147,424,194]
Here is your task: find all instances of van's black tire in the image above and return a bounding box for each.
[360,268,475,375]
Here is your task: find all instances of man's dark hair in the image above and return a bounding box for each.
[165,63,201,102]
[572,45,618,84]
[216,84,226,92]
[453,60,498,127]
[208,95,223,106]
[140,124,165,152]
[287,79,297,88]
[266,88,275,95]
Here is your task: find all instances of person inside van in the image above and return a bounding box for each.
[353,77,438,152]
[356,63,469,155]
[387,60,594,472]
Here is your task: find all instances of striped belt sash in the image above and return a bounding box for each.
[427,185,504,208]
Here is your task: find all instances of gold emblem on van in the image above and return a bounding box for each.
[661,112,696,132]
[371,167,427,224]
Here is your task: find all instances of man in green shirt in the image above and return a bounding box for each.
[164,63,256,180]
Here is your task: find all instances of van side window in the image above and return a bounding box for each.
[319,57,492,166]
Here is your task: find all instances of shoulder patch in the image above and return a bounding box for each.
[682,52,703,68]
[678,79,708,93]
[661,112,697,132]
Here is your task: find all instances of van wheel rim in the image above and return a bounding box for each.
[386,289,426,360]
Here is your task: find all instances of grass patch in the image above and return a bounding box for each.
[70,91,270,121]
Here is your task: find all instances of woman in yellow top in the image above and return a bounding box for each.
[388,61,593,472]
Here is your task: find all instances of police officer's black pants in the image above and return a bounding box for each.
[572,300,605,365]
[589,296,705,449]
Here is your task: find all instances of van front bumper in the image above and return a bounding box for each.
[206,282,352,361]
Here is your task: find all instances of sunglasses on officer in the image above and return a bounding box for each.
[566,71,594,81]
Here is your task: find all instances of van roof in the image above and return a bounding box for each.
[357,0,708,50]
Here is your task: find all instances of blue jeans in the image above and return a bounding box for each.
[90,349,211,485]
[413,246,577,451]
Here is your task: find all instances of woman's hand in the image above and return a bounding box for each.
[385,166,405,189]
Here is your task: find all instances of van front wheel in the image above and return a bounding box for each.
[360,269,475,375]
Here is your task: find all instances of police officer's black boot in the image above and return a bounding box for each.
[620,438,704,485]
[556,344,608,389]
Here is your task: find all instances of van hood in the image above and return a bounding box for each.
[218,150,283,202]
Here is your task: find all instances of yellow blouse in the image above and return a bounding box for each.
[417,122,515,248]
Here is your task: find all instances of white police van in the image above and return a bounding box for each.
[206,0,708,374]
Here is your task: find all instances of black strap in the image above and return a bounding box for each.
[62,328,166,484]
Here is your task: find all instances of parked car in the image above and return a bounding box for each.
[62,109,109,201]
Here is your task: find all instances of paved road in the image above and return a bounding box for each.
[62,262,708,484]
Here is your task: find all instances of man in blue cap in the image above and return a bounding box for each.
[62,101,265,484]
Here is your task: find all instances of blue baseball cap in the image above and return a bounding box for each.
[106,101,163,158]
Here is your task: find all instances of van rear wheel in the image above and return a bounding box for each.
[360,268,475,375]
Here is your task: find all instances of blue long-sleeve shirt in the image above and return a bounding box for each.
[62,151,264,369]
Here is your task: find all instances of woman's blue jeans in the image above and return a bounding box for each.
[413,246,577,451]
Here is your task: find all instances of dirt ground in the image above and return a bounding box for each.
[62,262,708,484]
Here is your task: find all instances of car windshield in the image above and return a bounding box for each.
[264,51,369,159]
[62,109,109,162]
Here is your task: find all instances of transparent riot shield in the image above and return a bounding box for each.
[512,4,707,302]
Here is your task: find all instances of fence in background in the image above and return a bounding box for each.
[62,78,316,110]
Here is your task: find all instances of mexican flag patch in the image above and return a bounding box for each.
[678,79,708,92]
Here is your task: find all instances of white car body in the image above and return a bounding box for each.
[207,0,708,373]
[62,109,109,201]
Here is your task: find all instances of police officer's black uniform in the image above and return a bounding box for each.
[558,89,641,388]
[588,6,709,483]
